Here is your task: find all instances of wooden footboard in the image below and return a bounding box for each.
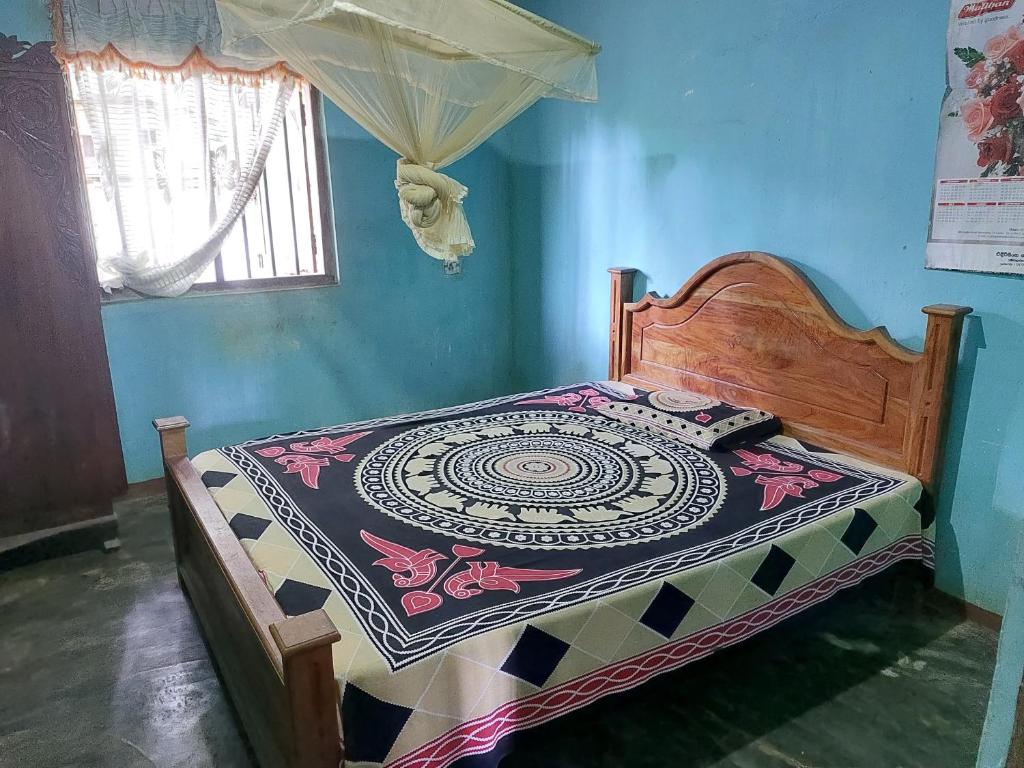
[154,417,343,768]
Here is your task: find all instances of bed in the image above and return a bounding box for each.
[153,252,971,768]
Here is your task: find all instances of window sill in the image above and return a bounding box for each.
[100,274,339,304]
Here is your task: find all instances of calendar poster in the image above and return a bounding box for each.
[928,0,1024,274]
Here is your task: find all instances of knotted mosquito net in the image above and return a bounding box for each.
[216,0,600,261]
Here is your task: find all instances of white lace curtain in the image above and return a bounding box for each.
[54,0,298,296]
[215,0,600,261]
[68,67,293,295]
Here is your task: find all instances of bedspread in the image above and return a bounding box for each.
[192,382,931,768]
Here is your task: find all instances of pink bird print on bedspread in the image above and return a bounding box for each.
[361,530,582,617]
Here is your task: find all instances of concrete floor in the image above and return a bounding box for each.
[0,490,999,768]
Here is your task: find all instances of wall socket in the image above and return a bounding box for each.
[442,259,462,277]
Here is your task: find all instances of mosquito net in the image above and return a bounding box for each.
[215,0,600,261]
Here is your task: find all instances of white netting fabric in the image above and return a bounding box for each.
[216,0,600,260]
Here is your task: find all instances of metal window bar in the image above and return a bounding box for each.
[92,73,130,258]
[262,170,278,277]
[281,103,302,276]
[246,94,270,274]
[298,88,319,274]
[195,74,226,284]
[227,82,254,280]
[158,84,180,255]
[128,80,158,258]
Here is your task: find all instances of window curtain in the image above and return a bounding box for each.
[215,0,600,262]
[52,0,298,296]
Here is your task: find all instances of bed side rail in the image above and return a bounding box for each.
[154,417,342,768]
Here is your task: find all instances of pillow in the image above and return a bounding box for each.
[593,387,780,451]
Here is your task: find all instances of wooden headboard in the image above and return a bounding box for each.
[608,252,971,494]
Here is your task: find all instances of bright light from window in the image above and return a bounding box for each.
[67,66,330,293]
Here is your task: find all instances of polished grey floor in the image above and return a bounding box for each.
[0,490,999,768]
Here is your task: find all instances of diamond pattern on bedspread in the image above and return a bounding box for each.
[500,625,571,687]
[200,469,238,488]
[189,384,932,768]
[750,545,797,596]
[341,683,414,764]
[639,582,696,638]
[841,508,879,554]
[274,579,332,617]
[228,513,271,541]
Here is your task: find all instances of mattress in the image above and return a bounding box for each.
[192,382,932,768]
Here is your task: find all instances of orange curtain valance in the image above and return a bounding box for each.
[54,42,298,85]
[50,0,288,80]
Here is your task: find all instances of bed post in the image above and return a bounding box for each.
[272,613,344,767]
[908,305,972,496]
[154,416,191,578]
[608,267,636,380]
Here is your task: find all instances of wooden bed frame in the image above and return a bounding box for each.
[155,251,971,768]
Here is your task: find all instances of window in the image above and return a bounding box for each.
[67,66,336,297]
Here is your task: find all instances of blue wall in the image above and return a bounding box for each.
[2,2,516,484]
[509,0,1023,616]
[5,0,48,38]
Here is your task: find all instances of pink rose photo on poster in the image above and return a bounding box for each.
[954,21,1024,176]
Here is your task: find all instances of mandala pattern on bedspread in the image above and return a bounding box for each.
[355,409,727,549]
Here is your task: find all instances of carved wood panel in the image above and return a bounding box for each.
[0,35,126,537]
[610,253,970,494]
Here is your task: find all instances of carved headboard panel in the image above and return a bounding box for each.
[608,253,971,494]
